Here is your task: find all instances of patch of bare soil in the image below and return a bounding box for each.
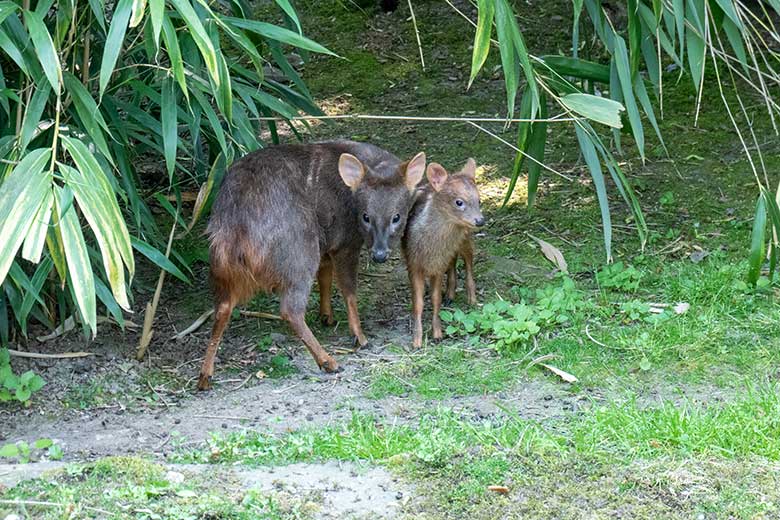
[0,461,412,519]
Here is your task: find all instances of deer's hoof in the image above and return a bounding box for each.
[320,358,342,373]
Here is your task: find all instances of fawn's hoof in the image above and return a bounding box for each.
[320,358,342,373]
[197,373,213,391]
[320,314,335,326]
[443,297,453,306]
[352,336,371,350]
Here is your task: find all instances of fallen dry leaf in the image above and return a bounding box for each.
[539,363,578,383]
[528,234,568,273]
[488,485,509,495]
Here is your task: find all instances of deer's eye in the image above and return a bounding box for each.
[392,213,401,224]
[362,213,370,223]
[455,199,465,207]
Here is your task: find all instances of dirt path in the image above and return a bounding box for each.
[3,349,576,460]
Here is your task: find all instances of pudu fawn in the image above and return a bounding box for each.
[199,141,426,390]
[402,159,484,348]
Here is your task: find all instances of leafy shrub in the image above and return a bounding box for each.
[0,348,45,404]
[596,262,644,292]
[441,277,588,355]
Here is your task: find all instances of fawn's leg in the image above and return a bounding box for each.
[411,270,425,348]
[461,238,477,305]
[197,299,235,391]
[332,249,368,346]
[281,284,339,372]
[445,256,458,303]
[317,255,335,326]
[431,273,444,341]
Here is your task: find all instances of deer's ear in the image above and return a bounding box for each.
[426,163,448,192]
[338,153,365,190]
[459,158,477,179]
[403,152,426,191]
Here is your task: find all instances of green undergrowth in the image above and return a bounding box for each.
[368,248,780,400]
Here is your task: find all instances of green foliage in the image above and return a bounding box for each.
[596,261,644,292]
[0,347,44,404]
[0,0,328,339]
[441,277,587,354]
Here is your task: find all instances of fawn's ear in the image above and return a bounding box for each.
[338,153,365,190]
[458,158,477,179]
[403,152,426,191]
[426,163,448,192]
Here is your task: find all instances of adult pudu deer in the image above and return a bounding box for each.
[198,141,426,390]
[402,159,484,348]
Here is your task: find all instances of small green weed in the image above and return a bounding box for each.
[596,262,644,292]
[0,348,45,405]
[441,276,587,354]
[0,438,62,463]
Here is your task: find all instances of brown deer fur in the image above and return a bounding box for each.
[402,159,484,348]
[198,141,425,389]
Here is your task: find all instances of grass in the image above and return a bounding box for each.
[169,387,780,518]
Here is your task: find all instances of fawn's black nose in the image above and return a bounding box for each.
[372,249,389,263]
[474,216,485,227]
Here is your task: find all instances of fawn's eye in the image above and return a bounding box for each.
[455,199,465,207]
[392,213,401,224]
[362,213,370,223]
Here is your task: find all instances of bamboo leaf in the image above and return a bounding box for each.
[633,77,667,155]
[627,0,642,77]
[225,17,337,56]
[63,73,113,162]
[537,55,610,83]
[18,257,52,331]
[21,188,53,263]
[748,193,766,285]
[25,10,61,93]
[60,164,131,310]
[614,37,645,160]
[526,95,547,208]
[161,13,188,96]
[469,0,494,88]
[0,149,51,285]
[61,136,134,282]
[170,0,220,86]
[100,0,134,97]
[575,125,612,262]
[55,185,97,335]
[149,0,164,49]
[271,0,301,33]
[560,93,624,128]
[130,0,146,28]
[161,77,178,182]
[493,0,519,118]
[131,236,188,282]
[186,152,225,234]
[19,81,50,153]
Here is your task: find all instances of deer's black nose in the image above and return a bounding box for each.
[372,249,389,263]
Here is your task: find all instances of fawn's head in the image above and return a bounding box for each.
[426,158,484,229]
[339,151,426,263]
